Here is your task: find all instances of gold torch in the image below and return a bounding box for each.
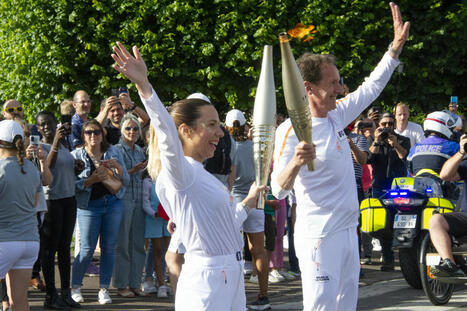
[252,45,276,210]
[279,32,315,171]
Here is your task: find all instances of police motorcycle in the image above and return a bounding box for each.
[418,192,466,306]
[360,174,455,290]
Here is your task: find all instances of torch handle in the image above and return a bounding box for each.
[257,190,265,210]
[307,159,315,171]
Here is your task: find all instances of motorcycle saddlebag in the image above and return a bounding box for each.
[421,198,455,230]
[360,198,390,237]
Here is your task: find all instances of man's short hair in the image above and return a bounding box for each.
[297,53,336,84]
[394,102,409,113]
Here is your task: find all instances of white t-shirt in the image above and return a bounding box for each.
[271,52,399,238]
[395,121,424,147]
[140,89,247,257]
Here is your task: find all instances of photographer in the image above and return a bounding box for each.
[96,87,149,145]
[367,112,410,271]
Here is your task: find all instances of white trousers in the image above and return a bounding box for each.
[295,227,360,311]
[175,252,246,311]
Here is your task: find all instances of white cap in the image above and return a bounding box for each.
[0,120,24,143]
[187,92,211,104]
[225,109,246,127]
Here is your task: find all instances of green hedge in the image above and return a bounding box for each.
[0,0,465,123]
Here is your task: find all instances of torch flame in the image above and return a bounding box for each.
[287,23,317,43]
[279,32,290,43]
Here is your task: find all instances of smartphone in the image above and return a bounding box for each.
[111,88,119,97]
[61,115,72,125]
[30,135,40,145]
[451,96,458,105]
[119,86,128,94]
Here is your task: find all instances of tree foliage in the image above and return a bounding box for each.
[0,0,465,122]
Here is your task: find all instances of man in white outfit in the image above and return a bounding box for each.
[271,3,410,310]
[394,102,425,147]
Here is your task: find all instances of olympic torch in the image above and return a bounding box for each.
[252,45,276,210]
[279,32,315,171]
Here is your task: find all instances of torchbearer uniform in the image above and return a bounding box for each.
[271,52,400,311]
[140,88,248,311]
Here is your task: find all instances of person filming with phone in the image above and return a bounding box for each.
[96,87,149,145]
[367,112,410,271]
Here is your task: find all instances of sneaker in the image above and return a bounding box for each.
[141,280,157,294]
[380,262,395,272]
[249,296,271,310]
[431,258,467,277]
[61,288,81,309]
[279,269,296,280]
[268,270,285,283]
[360,257,372,265]
[249,274,259,284]
[244,260,253,275]
[372,238,382,251]
[44,291,70,310]
[157,285,169,298]
[85,263,99,277]
[287,270,301,278]
[71,288,84,303]
[98,288,112,305]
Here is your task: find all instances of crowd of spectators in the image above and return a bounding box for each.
[0,81,464,310]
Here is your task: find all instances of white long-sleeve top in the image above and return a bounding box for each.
[140,89,247,256]
[271,52,399,239]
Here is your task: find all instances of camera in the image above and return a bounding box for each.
[111,88,119,97]
[379,127,391,141]
[111,86,128,97]
[30,135,40,145]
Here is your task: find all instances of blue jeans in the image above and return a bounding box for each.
[72,195,123,288]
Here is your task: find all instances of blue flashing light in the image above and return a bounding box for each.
[399,191,409,197]
[389,191,399,197]
[426,187,433,193]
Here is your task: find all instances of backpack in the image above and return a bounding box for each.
[204,126,232,175]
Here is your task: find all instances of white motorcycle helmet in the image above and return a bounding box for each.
[423,111,456,139]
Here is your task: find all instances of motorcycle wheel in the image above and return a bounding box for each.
[399,236,422,289]
[419,231,454,305]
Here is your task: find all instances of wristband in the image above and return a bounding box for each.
[52,148,59,153]
[388,42,402,57]
[241,202,251,215]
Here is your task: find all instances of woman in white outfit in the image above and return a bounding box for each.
[111,42,265,311]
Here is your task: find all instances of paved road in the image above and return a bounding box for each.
[25,251,467,310]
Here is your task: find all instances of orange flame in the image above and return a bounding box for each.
[287,23,317,43]
[279,32,290,43]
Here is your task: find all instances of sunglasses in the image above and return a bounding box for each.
[124,126,140,132]
[3,106,23,113]
[84,129,102,136]
[381,122,394,126]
